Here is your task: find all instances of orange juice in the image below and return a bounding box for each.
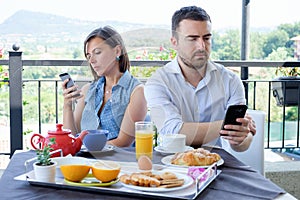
[135,131,154,160]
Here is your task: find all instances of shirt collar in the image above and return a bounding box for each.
[96,70,130,90]
[165,57,182,74]
[117,70,131,89]
[206,60,217,75]
[168,56,217,77]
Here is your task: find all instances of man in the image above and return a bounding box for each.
[145,6,256,152]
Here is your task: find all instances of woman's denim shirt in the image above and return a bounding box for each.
[81,71,140,140]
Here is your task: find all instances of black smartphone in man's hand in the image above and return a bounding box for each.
[220,105,248,136]
[59,73,80,97]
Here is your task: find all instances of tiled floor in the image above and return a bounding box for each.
[0,155,9,178]
[265,149,293,162]
[0,155,9,169]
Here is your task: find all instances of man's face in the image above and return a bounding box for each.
[171,19,212,70]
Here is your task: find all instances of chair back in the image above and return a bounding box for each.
[228,109,266,175]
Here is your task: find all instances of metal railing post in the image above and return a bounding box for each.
[8,45,23,156]
[241,0,250,104]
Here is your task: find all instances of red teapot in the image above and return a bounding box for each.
[30,124,88,157]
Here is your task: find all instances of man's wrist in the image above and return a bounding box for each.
[240,132,253,146]
[231,132,253,152]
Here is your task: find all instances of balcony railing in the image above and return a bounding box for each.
[1,50,300,157]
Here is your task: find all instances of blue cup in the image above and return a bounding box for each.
[83,130,108,151]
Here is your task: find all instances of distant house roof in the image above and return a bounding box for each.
[291,35,300,41]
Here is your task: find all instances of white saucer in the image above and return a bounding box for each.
[154,146,194,154]
[80,144,114,153]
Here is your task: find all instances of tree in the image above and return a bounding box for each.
[249,32,265,59]
[266,47,294,61]
[212,29,240,60]
[277,22,300,57]
[262,29,289,58]
[72,48,82,59]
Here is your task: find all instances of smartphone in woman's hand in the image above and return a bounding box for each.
[59,73,80,97]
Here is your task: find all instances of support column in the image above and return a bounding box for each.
[241,0,250,103]
[9,44,23,156]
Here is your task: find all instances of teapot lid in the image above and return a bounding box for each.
[48,124,71,135]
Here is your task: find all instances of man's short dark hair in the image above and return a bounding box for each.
[172,6,211,36]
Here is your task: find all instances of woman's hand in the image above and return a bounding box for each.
[62,79,82,106]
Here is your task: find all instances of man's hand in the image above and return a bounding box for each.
[246,113,256,136]
[219,115,255,152]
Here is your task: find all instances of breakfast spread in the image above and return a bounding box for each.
[120,171,184,188]
[170,148,221,166]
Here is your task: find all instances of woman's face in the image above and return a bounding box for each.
[85,37,119,76]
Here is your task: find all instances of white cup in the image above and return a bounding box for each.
[160,134,186,153]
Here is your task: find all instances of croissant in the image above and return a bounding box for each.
[171,148,221,166]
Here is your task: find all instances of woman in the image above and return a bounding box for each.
[62,26,147,147]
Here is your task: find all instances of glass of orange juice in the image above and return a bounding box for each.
[135,121,154,160]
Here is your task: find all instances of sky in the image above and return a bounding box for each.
[0,0,299,30]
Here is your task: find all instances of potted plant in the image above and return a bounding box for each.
[33,137,57,182]
[272,66,300,106]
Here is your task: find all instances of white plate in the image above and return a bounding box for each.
[80,144,114,153]
[161,155,224,168]
[154,146,194,154]
[64,176,119,187]
[120,171,193,192]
